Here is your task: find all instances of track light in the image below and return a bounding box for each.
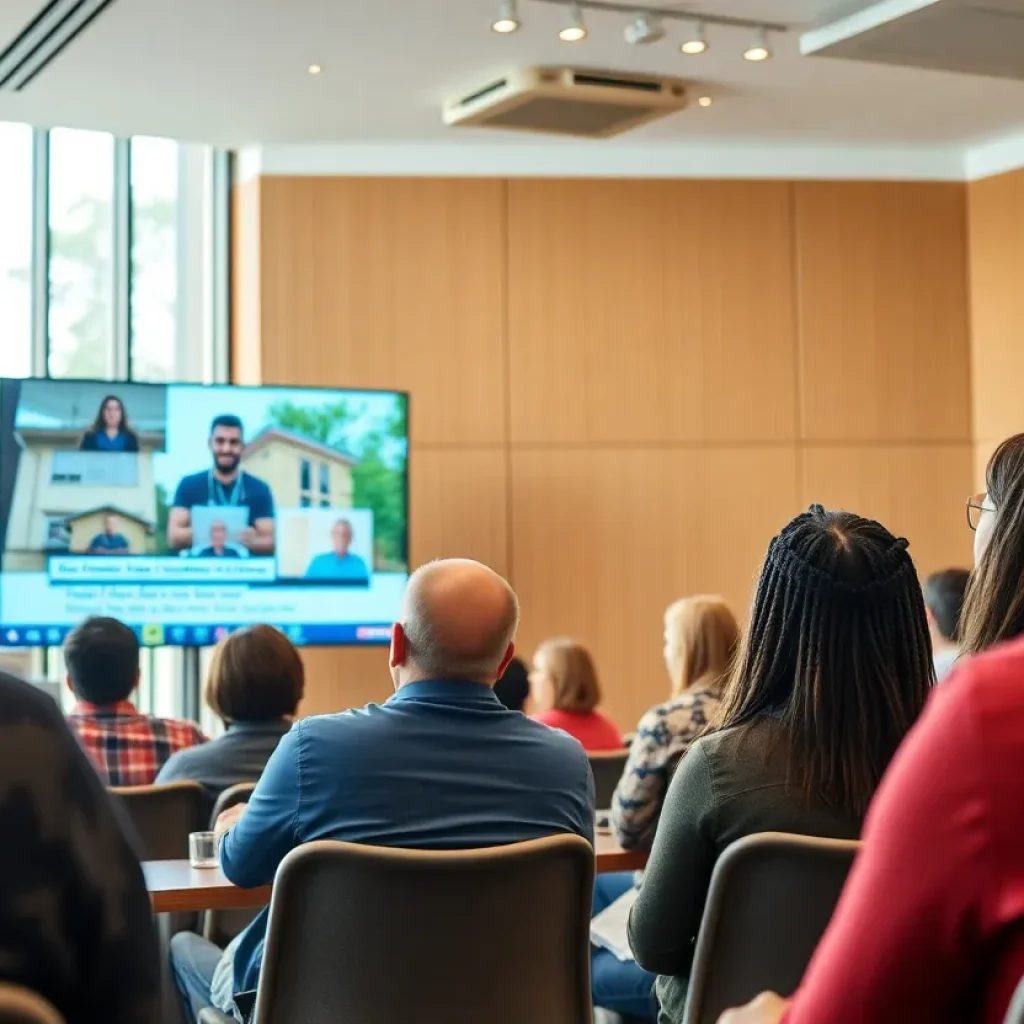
[558,2,587,42]
[680,21,707,55]
[624,12,665,45]
[491,0,520,34]
[697,95,713,107]
[743,27,772,61]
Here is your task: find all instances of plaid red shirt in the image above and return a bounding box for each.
[67,701,207,787]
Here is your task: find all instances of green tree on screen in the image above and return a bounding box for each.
[267,399,408,569]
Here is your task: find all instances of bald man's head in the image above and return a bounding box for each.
[391,559,519,686]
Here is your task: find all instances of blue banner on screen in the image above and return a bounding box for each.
[0,379,408,647]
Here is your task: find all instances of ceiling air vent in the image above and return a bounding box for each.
[800,0,1024,82]
[443,67,688,138]
[0,0,119,91]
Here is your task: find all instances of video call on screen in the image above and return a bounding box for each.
[0,378,409,647]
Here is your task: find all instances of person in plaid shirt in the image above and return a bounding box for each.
[65,616,207,786]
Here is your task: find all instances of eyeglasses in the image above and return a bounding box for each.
[966,493,996,531]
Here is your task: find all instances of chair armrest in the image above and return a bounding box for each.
[198,1009,235,1024]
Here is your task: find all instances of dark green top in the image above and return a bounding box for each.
[627,719,863,1024]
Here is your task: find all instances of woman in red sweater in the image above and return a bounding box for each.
[530,638,622,751]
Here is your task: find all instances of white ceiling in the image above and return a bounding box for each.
[0,0,1023,150]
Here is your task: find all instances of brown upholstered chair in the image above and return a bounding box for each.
[682,831,860,1024]
[109,781,207,861]
[588,750,629,810]
[0,984,65,1024]
[203,781,259,946]
[198,833,594,1024]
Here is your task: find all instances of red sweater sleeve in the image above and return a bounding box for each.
[782,676,992,1024]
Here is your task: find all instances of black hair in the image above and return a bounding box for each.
[64,616,140,705]
[210,414,244,436]
[494,656,529,712]
[87,395,136,438]
[713,505,933,817]
[923,568,970,641]
[961,433,1024,655]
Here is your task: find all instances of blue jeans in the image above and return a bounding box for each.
[592,872,658,1021]
[170,931,222,1024]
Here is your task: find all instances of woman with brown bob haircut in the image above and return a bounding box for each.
[530,638,622,751]
[156,624,304,809]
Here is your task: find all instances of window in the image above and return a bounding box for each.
[48,128,115,380]
[300,458,312,493]
[0,123,33,378]
[320,498,331,508]
[130,137,180,382]
[0,119,230,721]
[300,496,312,509]
[319,462,330,495]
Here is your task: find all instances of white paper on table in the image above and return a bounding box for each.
[590,886,638,962]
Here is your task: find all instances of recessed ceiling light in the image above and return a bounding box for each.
[697,95,713,107]
[742,29,772,62]
[307,63,322,75]
[491,0,520,33]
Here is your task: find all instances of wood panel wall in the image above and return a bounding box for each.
[233,176,974,725]
[968,168,1024,487]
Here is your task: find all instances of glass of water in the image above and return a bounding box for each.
[188,831,219,869]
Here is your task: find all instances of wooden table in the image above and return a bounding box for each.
[145,832,646,914]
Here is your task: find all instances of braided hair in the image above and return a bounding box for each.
[712,505,933,817]
[960,433,1024,656]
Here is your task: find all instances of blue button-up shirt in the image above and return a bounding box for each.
[217,680,595,1004]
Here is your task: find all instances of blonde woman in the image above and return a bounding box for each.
[530,638,622,751]
[611,596,739,851]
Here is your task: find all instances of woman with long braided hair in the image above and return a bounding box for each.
[628,505,933,1024]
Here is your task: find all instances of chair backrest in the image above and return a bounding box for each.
[0,984,65,1024]
[209,781,258,825]
[252,834,595,1024]
[110,781,207,860]
[1004,975,1024,1024]
[683,831,860,1024]
[588,751,629,810]
[204,781,259,946]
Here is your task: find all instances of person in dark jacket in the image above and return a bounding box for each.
[628,506,934,1024]
[0,670,161,1023]
[157,624,304,814]
[493,656,529,711]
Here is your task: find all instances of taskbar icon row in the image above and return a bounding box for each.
[0,623,393,648]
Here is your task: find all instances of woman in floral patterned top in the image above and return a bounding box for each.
[612,595,740,850]
[592,596,740,1021]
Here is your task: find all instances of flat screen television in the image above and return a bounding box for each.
[0,378,408,647]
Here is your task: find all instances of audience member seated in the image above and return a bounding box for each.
[628,506,933,1024]
[156,624,303,812]
[961,432,1024,656]
[719,635,1024,1024]
[530,637,622,751]
[0,669,161,1023]
[591,596,740,1022]
[612,595,739,852]
[923,567,969,680]
[168,558,594,1023]
[65,616,207,786]
[493,655,529,711]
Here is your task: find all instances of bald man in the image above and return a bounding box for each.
[170,559,595,1023]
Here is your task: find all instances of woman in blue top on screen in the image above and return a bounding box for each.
[167,414,275,555]
[79,395,140,452]
[304,518,369,582]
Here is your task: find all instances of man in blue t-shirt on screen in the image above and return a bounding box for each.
[304,518,369,582]
[167,415,275,554]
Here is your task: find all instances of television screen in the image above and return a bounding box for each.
[0,378,408,647]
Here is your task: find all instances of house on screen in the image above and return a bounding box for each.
[241,427,358,509]
[65,506,155,556]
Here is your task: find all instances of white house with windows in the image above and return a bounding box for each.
[241,427,357,510]
[5,430,161,572]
